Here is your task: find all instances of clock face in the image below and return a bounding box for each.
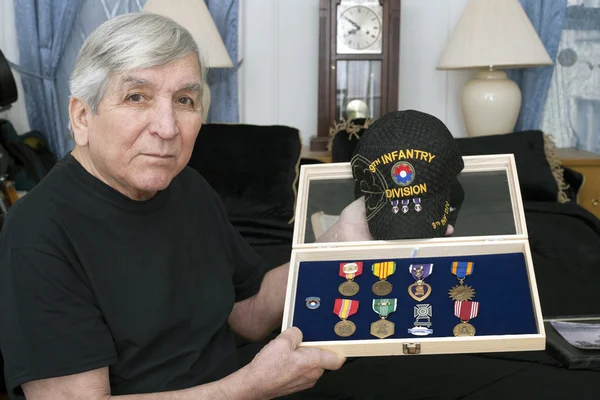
[337,5,382,52]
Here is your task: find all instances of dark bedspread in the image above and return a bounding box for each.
[235,200,600,400]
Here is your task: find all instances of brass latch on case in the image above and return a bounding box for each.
[402,343,421,354]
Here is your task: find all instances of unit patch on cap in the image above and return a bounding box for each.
[391,161,414,186]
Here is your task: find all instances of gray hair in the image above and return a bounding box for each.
[69,12,207,114]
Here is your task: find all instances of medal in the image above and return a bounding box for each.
[305,297,320,310]
[338,262,362,296]
[448,261,476,301]
[333,298,359,337]
[372,261,396,296]
[453,300,479,336]
[371,298,397,339]
[408,304,433,336]
[401,199,409,213]
[408,264,433,301]
[391,200,399,214]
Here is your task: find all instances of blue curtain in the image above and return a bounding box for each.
[550,4,600,153]
[13,0,81,158]
[205,0,239,123]
[507,0,567,132]
[54,0,147,158]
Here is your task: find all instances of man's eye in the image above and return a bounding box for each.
[127,94,144,102]
[178,97,194,106]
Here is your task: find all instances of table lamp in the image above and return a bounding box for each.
[142,0,234,120]
[437,0,552,137]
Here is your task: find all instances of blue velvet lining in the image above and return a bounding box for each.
[292,253,537,342]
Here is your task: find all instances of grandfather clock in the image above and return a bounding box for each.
[310,0,401,151]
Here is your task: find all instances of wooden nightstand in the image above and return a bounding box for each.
[557,148,600,219]
[301,146,332,163]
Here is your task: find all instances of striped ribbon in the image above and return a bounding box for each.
[372,261,396,279]
[454,300,479,321]
[334,299,359,319]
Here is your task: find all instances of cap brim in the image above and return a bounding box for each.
[367,186,454,240]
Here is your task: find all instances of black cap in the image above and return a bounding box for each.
[351,110,464,240]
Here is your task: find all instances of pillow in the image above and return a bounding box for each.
[455,130,568,203]
[188,123,301,224]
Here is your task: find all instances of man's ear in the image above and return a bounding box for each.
[69,97,90,147]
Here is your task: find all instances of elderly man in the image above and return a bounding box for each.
[0,12,357,400]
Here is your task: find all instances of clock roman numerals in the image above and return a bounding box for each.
[338,5,382,51]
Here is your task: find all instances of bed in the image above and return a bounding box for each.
[3,124,596,398]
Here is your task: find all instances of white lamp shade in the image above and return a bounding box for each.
[143,0,233,68]
[437,0,553,70]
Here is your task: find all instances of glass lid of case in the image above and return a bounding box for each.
[295,156,524,245]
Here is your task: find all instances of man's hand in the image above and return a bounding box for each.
[243,327,345,399]
[316,197,373,242]
[316,196,453,242]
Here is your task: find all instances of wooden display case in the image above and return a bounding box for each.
[282,154,545,357]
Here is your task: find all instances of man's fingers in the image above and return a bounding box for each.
[278,326,304,350]
[445,224,454,236]
[319,350,346,370]
[297,347,346,370]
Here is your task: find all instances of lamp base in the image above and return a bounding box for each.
[461,70,521,137]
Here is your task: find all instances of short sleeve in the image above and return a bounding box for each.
[202,179,270,302]
[224,223,270,302]
[0,245,118,395]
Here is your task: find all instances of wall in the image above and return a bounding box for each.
[239,0,474,144]
[0,0,30,134]
[2,0,474,142]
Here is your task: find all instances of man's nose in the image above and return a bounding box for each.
[149,99,178,139]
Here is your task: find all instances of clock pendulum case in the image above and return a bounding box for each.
[311,0,401,151]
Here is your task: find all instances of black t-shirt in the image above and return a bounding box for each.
[0,154,268,398]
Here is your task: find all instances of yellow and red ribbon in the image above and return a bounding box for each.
[333,299,359,319]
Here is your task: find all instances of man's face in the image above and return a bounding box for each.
[76,54,203,200]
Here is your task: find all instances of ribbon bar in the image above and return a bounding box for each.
[372,261,396,279]
[339,262,363,279]
[409,264,433,281]
[454,300,479,321]
[334,299,359,319]
[451,261,474,279]
[373,298,397,318]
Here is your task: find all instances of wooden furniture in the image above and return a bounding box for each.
[557,148,600,219]
[301,146,332,163]
[311,0,401,151]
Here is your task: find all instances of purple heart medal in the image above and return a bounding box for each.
[408,264,433,301]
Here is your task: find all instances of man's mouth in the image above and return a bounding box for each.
[142,153,175,159]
